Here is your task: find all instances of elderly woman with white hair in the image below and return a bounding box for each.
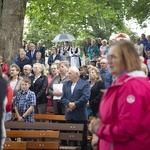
[29,63,48,114]
[32,52,45,65]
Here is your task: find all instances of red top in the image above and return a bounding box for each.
[97,71,150,150]
[1,62,9,75]
[6,85,13,112]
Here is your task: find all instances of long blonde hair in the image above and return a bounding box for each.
[33,63,46,75]
[89,66,102,81]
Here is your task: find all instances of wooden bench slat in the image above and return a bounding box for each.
[27,141,59,149]
[4,141,26,150]
[34,114,66,121]
[5,122,84,131]
[13,114,66,121]
[6,130,59,138]
[13,113,93,123]
[59,133,82,141]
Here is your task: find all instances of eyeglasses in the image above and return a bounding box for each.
[100,62,106,64]
[51,68,57,70]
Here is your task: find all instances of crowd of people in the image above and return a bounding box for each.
[0,33,150,149]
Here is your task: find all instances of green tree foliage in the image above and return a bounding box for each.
[25,0,149,48]
[126,0,150,25]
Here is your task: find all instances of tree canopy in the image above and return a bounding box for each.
[24,0,150,48]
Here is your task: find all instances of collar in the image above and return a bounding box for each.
[113,70,127,83]
[112,70,147,86]
[101,67,108,72]
[35,74,41,79]
[20,89,29,94]
[127,70,147,77]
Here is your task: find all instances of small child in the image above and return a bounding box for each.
[13,77,36,122]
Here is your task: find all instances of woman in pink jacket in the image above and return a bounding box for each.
[89,40,150,150]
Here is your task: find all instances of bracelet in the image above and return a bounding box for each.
[22,116,25,119]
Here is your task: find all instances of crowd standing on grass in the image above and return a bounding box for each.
[1,33,150,149]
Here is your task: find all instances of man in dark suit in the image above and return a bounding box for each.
[61,67,90,150]
[26,43,39,63]
[37,41,45,60]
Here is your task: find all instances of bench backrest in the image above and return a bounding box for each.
[5,121,84,141]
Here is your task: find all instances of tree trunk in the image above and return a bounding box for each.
[0,0,27,65]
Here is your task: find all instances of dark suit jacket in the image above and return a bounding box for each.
[38,46,45,59]
[47,54,61,66]
[61,78,90,121]
[16,58,31,74]
[89,80,105,116]
[32,58,45,66]
[26,50,39,63]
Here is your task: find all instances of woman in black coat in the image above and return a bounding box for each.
[87,66,105,117]
[30,63,48,114]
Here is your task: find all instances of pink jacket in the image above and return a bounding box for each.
[97,71,150,150]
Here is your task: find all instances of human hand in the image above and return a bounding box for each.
[18,116,24,122]
[89,118,103,134]
[68,102,76,110]
[87,101,90,108]
[53,91,62,96]
[91,134,99,150]
[66,107,72,112]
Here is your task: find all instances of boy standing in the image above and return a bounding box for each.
[14,77,36,122]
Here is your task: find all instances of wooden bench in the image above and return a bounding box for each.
[12,114,94,142]
[5,121,84,150]
[4,141,27,150]
[5,130,60,149]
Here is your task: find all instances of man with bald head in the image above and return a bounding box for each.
[61,67,90,150]
[100,58,112,88]
[23,65,33,77]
